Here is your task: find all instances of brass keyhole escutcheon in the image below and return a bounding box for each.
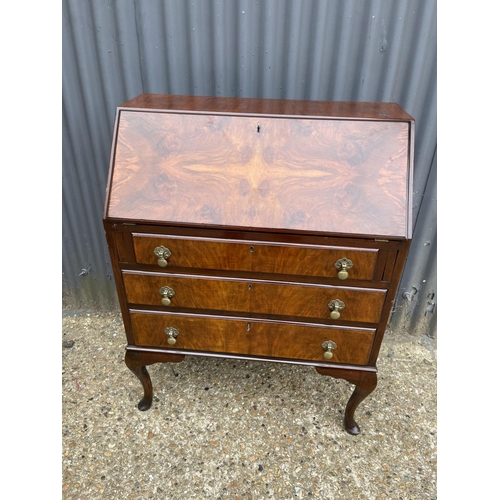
[334,258,353,280]
[328,299,345,320]
[322,340,337,360]
[154,246,172,267]
[164,326,179,345]
[159,286,175,306]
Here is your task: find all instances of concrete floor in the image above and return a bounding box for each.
[62,311,436,499]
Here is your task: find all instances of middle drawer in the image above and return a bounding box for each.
[122,271,386,324]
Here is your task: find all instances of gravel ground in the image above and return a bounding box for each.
[62,311,437,499]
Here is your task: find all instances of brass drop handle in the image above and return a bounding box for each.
[322,340,337,360]
[154,246,172,267]
[164,326,179,345]
[334,258,353,280]
[328,299,345,320]
[159,286,175,306]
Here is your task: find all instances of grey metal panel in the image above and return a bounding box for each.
[62,0,437,335]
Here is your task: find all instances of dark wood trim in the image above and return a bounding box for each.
[103,223,135,346]
[132,231,381,253]
[119,106,412,126]
[121,230,136,263]
[122,268,386,292]
[382,249,398,282]
[126,304,380,330]
[407,120,415,239]
[106,217,407,241]
[113,231,127,263]
[372,249,388,282]
[119,264,391,290]
[126,345,378,372]
[109,222,404,248]
[102,110,121,221]
[367,240,411,365]
[118,94,414,121]
[125,349,185,410]
[316,367,378,434]
[128,307,377,332]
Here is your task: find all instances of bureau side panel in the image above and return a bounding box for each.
[368,240,412,365]
[103,223,136,345]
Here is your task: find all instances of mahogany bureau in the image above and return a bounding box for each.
[103,94,414,434]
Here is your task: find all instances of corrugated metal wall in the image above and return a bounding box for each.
[62,0,436,337]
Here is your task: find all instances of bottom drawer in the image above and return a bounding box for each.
[130,311,375,365]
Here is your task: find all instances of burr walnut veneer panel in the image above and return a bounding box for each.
[109,112,409,237]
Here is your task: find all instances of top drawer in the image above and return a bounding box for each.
[132,234,378,281]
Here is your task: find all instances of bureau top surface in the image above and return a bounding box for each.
[105,94,413,238]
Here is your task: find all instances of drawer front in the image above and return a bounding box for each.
[133,234,378,281]
[130,312,375,365]
[122,272,250,313]
[133,234,253,271]
[250,282,385,323]
[251,244,378,280]
[123,271,385,323]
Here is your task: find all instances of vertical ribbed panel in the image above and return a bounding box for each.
[62,0,436,335]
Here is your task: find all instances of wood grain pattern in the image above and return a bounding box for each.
[249,281,385,323]
[133,234,253,271]
[251,243,377,280]
[122,272,250,313]
[120,94,414,122]
[122,271,385,323]
[132,234,378,280]
[108,110,409,237]
[130,312,375,365]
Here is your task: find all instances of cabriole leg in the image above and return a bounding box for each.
[124,349,185,411]
[343,371,378,435]
[316,366,377,435]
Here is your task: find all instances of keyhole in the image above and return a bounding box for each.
[256,124,261,133]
